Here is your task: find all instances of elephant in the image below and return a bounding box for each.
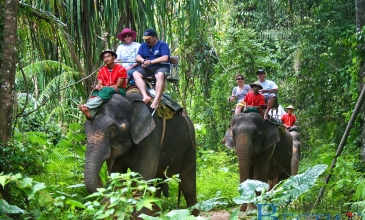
[223,112,293,212]
[289,128,301,175]
[83,91,198,216]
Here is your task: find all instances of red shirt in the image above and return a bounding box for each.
[281,113,296,127]
[244,92,266,116]
[97,64,127,88]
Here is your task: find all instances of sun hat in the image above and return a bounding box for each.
[286,105,295,110]
[142,28,157,40]
[117,28,137,42]
[250,81,263,90]
[99,49,117,60]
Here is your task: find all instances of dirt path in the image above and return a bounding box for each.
[201,210,231,220]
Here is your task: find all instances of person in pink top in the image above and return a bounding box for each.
[281,105,297,129]
[79,50,127,119]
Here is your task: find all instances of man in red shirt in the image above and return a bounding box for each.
[243,82,266,117]
[281,105,296,129]
[79,50,127,119]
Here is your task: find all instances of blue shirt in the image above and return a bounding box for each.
[137,40,170,68]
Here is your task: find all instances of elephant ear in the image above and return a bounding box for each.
[263,121,280,151]
[223,127,234,149]
[130,100,156,144]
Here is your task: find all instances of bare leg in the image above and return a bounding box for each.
[133,71,151,104]
[79,105,92,119]
[264,98,274,120]
[150,72,164,109]
[235,105,243,115]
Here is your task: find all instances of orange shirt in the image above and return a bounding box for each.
[244,92,266,116]
[281,113,296,127]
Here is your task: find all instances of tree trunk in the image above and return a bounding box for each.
[0,0,18,156]
[0,0,18,201]
[356,0,365,161]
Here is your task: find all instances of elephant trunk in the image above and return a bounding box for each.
[84,142,111,193]
[235,133,253,212]
[291,142,301,175]
[235,134,252,185]
[290,131,301,175]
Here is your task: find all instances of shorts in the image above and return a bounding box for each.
[264,93,279,107]
[135,66,170,78]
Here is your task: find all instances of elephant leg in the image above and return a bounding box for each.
[268,178,278,191]
[179,169,199,216]
[254,150,272,182]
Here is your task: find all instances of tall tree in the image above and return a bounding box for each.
[0,0,18,149]
[0,0,18,200]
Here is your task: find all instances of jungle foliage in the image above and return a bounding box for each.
[1,0,365,218]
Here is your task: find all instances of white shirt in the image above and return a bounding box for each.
[260,79,278,91]
[115,42,141,68]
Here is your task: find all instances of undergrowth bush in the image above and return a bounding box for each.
[196,149,239,208]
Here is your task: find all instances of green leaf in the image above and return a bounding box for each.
[25,182,46,200]
[57,139,74,148]
[0,199,26,214]
[67,183,85,188]
[66,199,86,209]
[136,196,161,211]
[0,176,7,188]
[73,132,86,142]
[38,191,54,207]
[164,209,191,219]
[75,145,86,157]
[19,177,33,188]
[33,182,46,192]
[272,164,327,202]
[138,213,160,219]
[69,123,83,131]
[233,179,268,204]
[193,197,228,211]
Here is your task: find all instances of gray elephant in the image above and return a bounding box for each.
[83,92,198,216]
[289,128,301,175]
[223,112,293,212]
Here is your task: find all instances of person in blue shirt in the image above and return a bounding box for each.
[133,28,170,109]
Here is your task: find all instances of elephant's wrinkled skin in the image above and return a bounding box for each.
[224,112,292,211]
[83,92,198,216]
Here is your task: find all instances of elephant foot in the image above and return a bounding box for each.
[79,105,92,119]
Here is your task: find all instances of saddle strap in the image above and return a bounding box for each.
[161,117,166,146]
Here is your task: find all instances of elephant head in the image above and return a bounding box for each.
[83,94,155,193]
